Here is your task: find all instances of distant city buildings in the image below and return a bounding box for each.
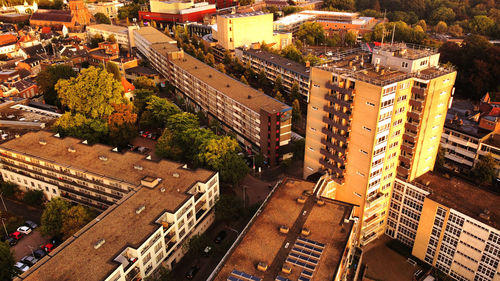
[86,1,124,19]
[29,0,91,31]
[86,24,140,51]
[4,131,220,281]
[139,0,216,25]
[298,10,379,36]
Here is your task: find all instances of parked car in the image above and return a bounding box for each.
[10,231,24,240]
[17,226,32,235]
[185,265,199,279]
[42,243,54,253]
[24,220,38,229]
[214,230,227,244]
[20,255,38,266]
[33,249,46,259]
[14,262,29,273]
[202,246,212,257]
[49,236,62,247]
[5,237,17,246]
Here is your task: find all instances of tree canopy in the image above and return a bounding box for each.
[0,242,14,281]
[94,12,111,24]
[56,66,125,119]
[36,64,77,107]
[40,198,95,239]
[472,154,497,185]
[297,22,325,45]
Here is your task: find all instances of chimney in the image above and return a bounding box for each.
[305,61,310,68]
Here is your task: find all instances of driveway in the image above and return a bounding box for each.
[3,198,42,225]
[362,236,420,281]
[12,230,47,260]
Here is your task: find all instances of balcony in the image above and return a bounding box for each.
[325,82,354,97]
[321,127,348,146]
[407,111,421,121]
[409,99,423,108]
[405,121,419,132]
[324,93,353,108]
[320,137,347,154]
[322,117,349,133]
[319,158,344,175]
[320,148,346,165]
[411,87,426,97]
[125,267,140,281]
[365,193,385,209]
[397,165,410,178]
[195,208,207,220]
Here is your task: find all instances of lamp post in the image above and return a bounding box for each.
[1,218,8,236]
[0,192,7,212]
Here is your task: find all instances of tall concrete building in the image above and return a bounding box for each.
[303,43,456,245]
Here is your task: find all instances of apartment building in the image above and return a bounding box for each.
[298,10,377,35]
[134,27,292,166]
[304,43,456,246]
[213,12,292,51]
[86,24,139,51]
[386,172,500,281]
[86,1,123,19]
[210,177,360,281]
[235,48,310,100]
[3,131,220,281]
[139,0,216,24]
[440,100,500,179]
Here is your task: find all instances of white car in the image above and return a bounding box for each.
[17,226,32,235]
[14,262,29,273]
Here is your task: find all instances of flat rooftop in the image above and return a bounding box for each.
[318,47,454,86]
[444,99,490,139]
[273,14,315,25]
[220,11,267,18]
[87,24,128,34]
[170,53,290,114]
[415,172,500,229]
[242,48,310,78]
[213,178,354,281]
[8,132,215,281]
[134,26,177,45]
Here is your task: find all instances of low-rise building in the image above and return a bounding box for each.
[86,1,124,19]
[139,0,216,24]
[386,172,500,281]
[86,24,139,51]
[236,48,310,99]
[211,177,360,281]
[4,131,220,281]
[88,41,120,66]
[134,27,292,166]
[29,0,91,31]
[125,66,161,85]
[298,10,378,35]
[273,13,315,34]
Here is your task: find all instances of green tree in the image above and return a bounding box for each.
[53,112,109,144]
[90,34,104,48]
[436,21,448,34]
[182,234,211,259]
[290,82,301,101]
[275,91,285,103]
[60,205,94,240]
[416,19,427,31]
[223,51,232,64]
[166,112,199,133]
[36,64,77,107]
[94,12,111,24]
[240,75,249,85]
[322,0,354,10]
[216,63,226,73]
[472,154,497,185]
[218,152,249,185]
[214,194,244,222]
[297,22,325,45]
[133,88,154,115]
[133,76,157,92]
[0,242,14,281]
[56,66,125,119]
[23,190,44,206]
[469,15,495,35]
[344,31,357,46]
[435,146,446,168]
[292,139,305,161]
[326,34,341,47]
[140,96,181,128]
[257,70,269,88]
[239,0,254,5]
[448,24,463,37]
[198,136,239,168]
[281,44,303,63]
[274,75,284,93]
[107,103,137,148]
[303,54,321,65]
[41,198,71,237]
[292,99,302,122]
[204,53,215,66]
[430,7,455,24]
[0,180,18,198]
[104,62,121,81]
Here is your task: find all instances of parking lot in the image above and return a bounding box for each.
[12,230,46,260]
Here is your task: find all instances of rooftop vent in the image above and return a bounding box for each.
[146,155,152,160]
[209,74,212,78]
[173,173,179,178]
[94,239,105,249]
[68,147,76,153]
[112,147,118,152]
[82,140,88,144]
[99,155,108,161]
[39,139,47,145]
[480,209,491,220]
[133,164,143,170]
[54,133,61,138]
[248,95,252,99]
[136,205,145,214]
[195,66,198,69]
[226,84,230,88]
[160,187,166,192]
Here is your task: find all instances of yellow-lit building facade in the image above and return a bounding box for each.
[303,43,456,246]
[213,11,291,51]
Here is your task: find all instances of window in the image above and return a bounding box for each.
[366,101,375,107]
[363,126,372,132]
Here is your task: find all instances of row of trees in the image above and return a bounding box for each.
[323,0,500,38]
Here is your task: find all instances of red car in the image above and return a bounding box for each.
[9,231,24,240]
[43,243,54,253]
